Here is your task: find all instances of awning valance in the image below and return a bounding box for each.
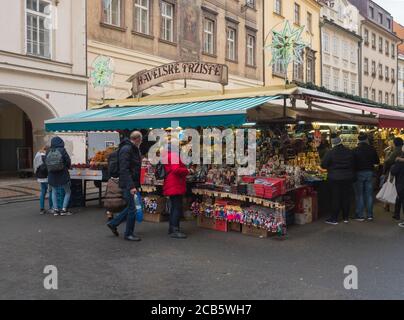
[45,96,281,132]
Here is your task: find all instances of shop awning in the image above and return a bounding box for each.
[45,96,281,132]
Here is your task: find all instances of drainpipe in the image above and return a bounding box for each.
[262,0,266,86]
[358,35,362,98]
[319,20,323,87]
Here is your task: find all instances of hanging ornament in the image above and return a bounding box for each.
[91,55,114,89]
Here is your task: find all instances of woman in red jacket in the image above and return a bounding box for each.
[163,144,192,239]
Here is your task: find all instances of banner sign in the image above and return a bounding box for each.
[127,62,229,95]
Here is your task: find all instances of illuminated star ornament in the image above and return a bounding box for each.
[265,21,307,71]
[91,56,114,89]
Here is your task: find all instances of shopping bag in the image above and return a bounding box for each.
[376,174,397,204]
[134,192,144,223]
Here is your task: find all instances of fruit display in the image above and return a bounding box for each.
[89,147,116,167]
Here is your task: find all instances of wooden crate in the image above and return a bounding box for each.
[197,215,216,230]
[242,225,275,238]
[228,222,241,232]
[143,212,169,223]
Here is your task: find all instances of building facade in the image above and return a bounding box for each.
[320,0,361,96]
[263,0,322,86]
[350,0,400,106]
[0,0,87,172]
[393,21,404,108]
[87,0,264,104]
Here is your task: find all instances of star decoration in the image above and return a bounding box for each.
[265,21,307,71]
[91,56,114,89]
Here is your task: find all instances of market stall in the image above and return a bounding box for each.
[44,84,404,238]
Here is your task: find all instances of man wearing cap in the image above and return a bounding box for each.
[321,133,356,225]
[353,133,380,222]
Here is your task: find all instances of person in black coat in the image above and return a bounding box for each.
[353,133,380,221]
[46,136,72,216]
[107,131,143,242]
[321,133,355,225]
[391,150,404,227]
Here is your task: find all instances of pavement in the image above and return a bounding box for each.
[0,199,404,300]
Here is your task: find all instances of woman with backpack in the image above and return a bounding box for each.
[33,146,53,214]
[46,136,72,216]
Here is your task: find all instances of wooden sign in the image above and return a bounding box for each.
[127,62,229,95]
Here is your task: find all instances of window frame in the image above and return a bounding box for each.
[101,0,124,28]
[274,0,282,16]
[160,0,176,43]
[294,3,300,26]
[202,15,217,56]
[225,19,238,63]
[25,0,52,59]
[246,29,257,67]
[134,0,152,36]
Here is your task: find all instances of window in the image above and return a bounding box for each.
[364,87,369,99]
[134,0,150,34]
[371,89,376,101]
[385,92,389,104]
[385,40,389,56]
[350,45,357,65]
[364,29,369,45]
[369,6,374,19]
[379,36,383,53]
[392,94,395,105]
[246,0,255,9]
[343,72,349,93]
[392,68,395,83]
[378,90,383,103]
[364,58,369,75]
[324,66,331,89]
[226,27,237,61]
[351,74,357,95]
[342,41,348,61]
[161,1,174,42]
[306,49,315,84]
[379,13,383,25]
[247,33,256,66]
[294,3,300,25]
[378,63,383,79]
[385,66,389,80]
[274,0,282,15]
[307,12,312,34]
[333,36,339,57]
[203,18,215,55]
[273,61,286,76]
[293,50,304,81]
[371,60,376,76]
[26,0,51,58]
[387,18,391,30]
[323,32,330,53]
[333,69,339,91]
[371,33,376,49]
[103,0,122,26]
[392,44,395,58]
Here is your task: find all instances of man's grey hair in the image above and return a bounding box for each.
[130,131,143,141]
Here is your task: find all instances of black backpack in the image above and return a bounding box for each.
[108,150,120,178]
[35,155,48,179]
[155,162,167,180]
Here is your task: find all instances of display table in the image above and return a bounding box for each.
[69,169,104,206]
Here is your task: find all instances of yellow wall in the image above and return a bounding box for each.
[264,0,322,86]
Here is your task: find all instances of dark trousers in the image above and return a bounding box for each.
[394,192,404,219]
[169,195,183,230]
[330,180,353,221]
[109,189,136,238]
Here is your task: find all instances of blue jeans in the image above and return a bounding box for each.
[108,189,136,238]
[51,183,71,210]
[354,171,374,219]
[40,183,53,210]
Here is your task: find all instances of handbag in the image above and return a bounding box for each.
[104,178,127,212]
[376,173,397,204]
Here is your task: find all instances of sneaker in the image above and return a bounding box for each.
[344,220,349,224]
[325,219,338,225]
[354,218,365,222]
[107,223,119,237]
[40,209,46,215]
[53,209,60,216]
[367,217,374,222]
[124,235,141,242]
[60,209,73,216]
[398,222,404,228]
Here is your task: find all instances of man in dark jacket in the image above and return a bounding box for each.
[321,133,355,225]
[384,137,404,220]
[391,151,404,228]
[353,133,380,222]
[107,131,143,241]
[46,136,72,216]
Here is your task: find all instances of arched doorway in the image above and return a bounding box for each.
[0,88,57,175]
